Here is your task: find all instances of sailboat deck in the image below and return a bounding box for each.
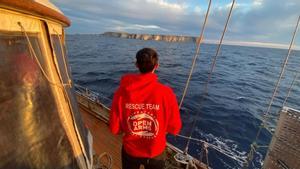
[79,105,122,169]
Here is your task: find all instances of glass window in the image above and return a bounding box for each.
[51,34,70,83]
[50,33,69,82]
[0,32,77,168]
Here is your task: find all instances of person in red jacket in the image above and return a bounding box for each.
[109,48,182,169]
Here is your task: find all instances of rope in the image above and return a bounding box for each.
[243,15,300,168]
[94,152,113,169]
[179,0,212,109]
[188,159,198,169]
[183,0,236,155]
[243,143,256,169]
[202,142,209,168]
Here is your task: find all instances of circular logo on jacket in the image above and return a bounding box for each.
[127,112,159,139]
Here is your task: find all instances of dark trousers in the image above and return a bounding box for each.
[121,148,166,169]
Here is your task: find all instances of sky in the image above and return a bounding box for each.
[51,0,300,49]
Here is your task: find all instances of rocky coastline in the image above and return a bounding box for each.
[102,32,199,43]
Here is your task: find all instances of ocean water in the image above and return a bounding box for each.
[67,34,300,169]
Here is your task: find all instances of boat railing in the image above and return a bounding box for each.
[74,84,111,122]
[74,84,111,103]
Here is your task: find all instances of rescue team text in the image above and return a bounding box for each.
[125,103,160,110]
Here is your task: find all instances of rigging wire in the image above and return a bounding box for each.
[243,15,300,168]
[256,15,300,139]
[179,0,212,109]
[183,0,236,155]
[282,71,299,107]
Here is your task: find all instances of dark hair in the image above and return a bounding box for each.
[136,48,158,73]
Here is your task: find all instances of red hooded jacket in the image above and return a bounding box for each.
[109,73,182,158]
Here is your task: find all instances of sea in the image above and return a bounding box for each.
[66,34,300,169]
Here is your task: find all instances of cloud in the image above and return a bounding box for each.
[51,0,300,47]
[194,6,201,14]
[228,0,299,43]
[51,0,192,34]
[145,0,187,11]
[253,0,263,7]
[112,23,169,32]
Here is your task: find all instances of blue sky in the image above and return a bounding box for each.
[51,0,300,49]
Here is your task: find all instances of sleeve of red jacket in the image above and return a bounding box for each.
[109,89,122,134]
[167,90,182,135]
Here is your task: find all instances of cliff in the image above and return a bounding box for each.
[102,32,198,43]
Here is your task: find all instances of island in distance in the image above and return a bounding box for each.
[102,32,200,43]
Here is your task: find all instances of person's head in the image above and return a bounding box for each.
[135,48,159,73]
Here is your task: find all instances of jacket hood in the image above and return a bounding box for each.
[120,73,158,98]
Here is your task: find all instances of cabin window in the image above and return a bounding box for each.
[0,31,74,167]
[0,32,45,86]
